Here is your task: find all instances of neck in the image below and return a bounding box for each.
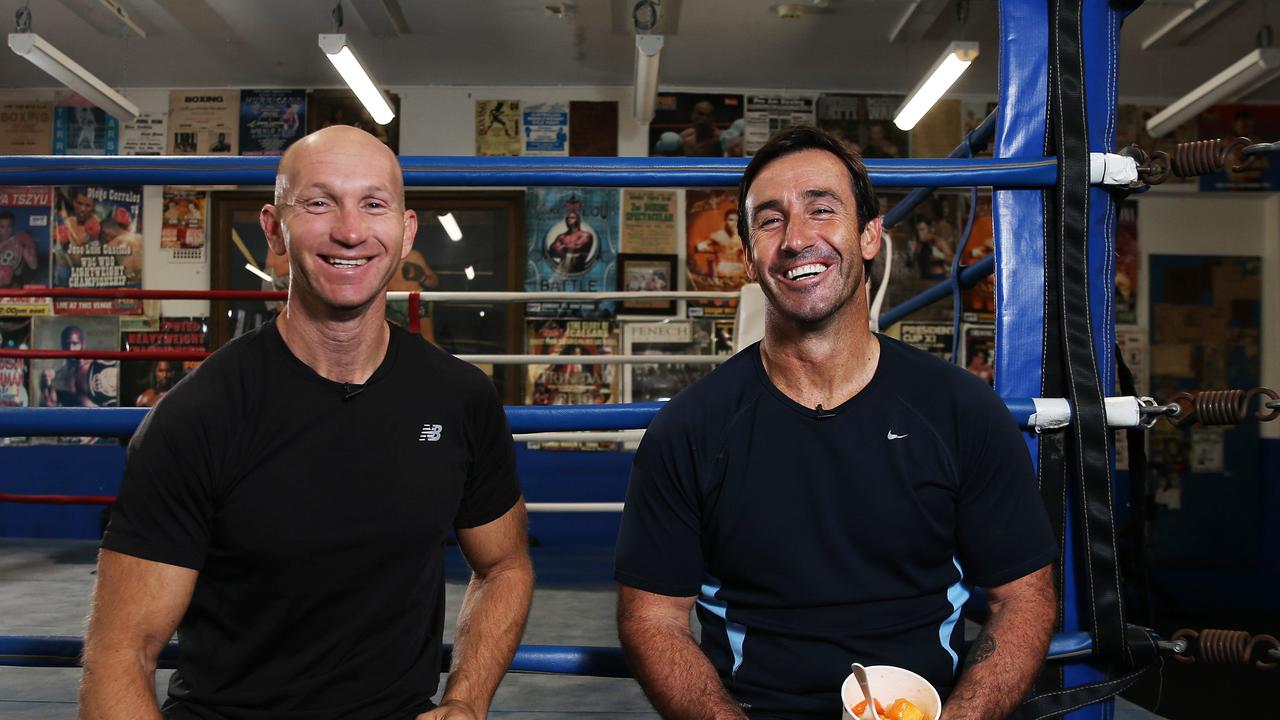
[758,292,879,411]
[276,295,390,385]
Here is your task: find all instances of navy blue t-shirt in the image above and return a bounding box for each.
[615,336,1058,718]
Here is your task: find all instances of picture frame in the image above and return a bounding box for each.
[617,253,677,315]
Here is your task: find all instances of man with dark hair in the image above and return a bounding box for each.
[0,210,39,288]
[616,125,1057,719]
[82,125,533,720]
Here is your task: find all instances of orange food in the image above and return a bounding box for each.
[851,698,886,717]
[884,697,927,720]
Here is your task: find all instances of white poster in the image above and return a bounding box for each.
[121,113,168,156]
[744,95,815,155]
[523,101,569,156]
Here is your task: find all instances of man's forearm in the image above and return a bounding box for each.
[441,560,534,716]
[618,611,746,720]
[942,574,1056,720]
[79,652,163,720]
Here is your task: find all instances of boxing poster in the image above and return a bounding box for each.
[898,322,955,362]
[120,112,167,155]
[649,93,744,157]
[0,186,53,317]
[1115,200,1138,326]
[961,323,996,386]
[522,101,569,156]
[524,187,620,318]
[816,93,909,159]
[476,100,522,156]
[52,93,119,155]
[525,318,618,407]
[1197,103,1280,191]
[120,316,208,407]
[168,90,239,155]
[307,89,401,153]
[958,193,994,322]
[621,189,677,254]
[52,186,143,315]
[621,320,716,403]
[1,317,30,409]
[239,89,306,156]
[685,189,743,318]
[30,315,120,444]
[0,101,53,154]
[874,191,961,323]
[161,187,207,263]
[1115,104,1197,187]
[744,95,814,156]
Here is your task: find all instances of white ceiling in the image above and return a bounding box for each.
[2,0,1280,104]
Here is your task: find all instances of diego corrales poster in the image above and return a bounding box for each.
[524,188,619,318]
[52,186,143,314]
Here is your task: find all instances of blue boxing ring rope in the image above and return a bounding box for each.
[0,2,1143,715]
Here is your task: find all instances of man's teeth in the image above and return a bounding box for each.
[785,264,827,280]
[327,257,368,267]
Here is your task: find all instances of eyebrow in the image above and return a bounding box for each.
[294,182,396,199]
[750,188,845,221]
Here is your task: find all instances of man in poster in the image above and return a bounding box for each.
[547,210,597,274]
[0,211,39,289]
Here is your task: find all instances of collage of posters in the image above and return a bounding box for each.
[524,187,619,318]
[52,186,143,314]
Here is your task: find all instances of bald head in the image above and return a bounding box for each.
[274,125,404,207]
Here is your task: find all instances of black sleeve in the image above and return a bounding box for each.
[613,408,705,597]
[454,373,520,529]
[101,384,225,571]
[954,384,1060,588]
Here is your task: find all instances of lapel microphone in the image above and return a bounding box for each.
[342,383,365,401]
[814,403,837,419]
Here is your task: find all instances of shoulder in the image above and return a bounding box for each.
[393,326,497,401]
[645,344,764,445]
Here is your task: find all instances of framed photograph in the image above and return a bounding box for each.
[618,253,677,315]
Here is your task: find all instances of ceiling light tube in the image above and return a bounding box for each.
[464,265,476,280]
[8,32,140,121]
[893,41,979,132]
[634,33,664,124]
[437,212,463,241]
[1146,47,1280,137]
[244,263,272,283]
[318,33,395,125]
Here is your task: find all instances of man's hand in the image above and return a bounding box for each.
[416,699,479,720]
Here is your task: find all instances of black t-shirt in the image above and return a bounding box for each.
[615,337,1058,718]
[103,321,520,720]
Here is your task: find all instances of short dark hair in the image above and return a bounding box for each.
[0,211,14,223]
[737,125,879,275]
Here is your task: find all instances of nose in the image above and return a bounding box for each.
[330,203,366,246]
[780,211,816,254]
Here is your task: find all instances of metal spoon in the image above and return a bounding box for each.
[850,662,877,720]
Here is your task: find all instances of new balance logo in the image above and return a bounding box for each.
[886,430,909,440]
[419,424,443,442]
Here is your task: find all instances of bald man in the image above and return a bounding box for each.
[82,126,533,720]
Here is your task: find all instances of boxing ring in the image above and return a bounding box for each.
[3,0,1251,716]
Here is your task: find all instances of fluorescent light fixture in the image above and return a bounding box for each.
[318,33,395,125]
[1142,0,1241,50]
[1146,48,1280,137]
[437,212,463,241]
[633,33,664,124]
[893,41,979,132]
[8,32,140,121]
[464,265,476,281]
[244,263,273,283]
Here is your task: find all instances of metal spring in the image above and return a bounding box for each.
[1169,387,1280,427]
[1171,629,1280,670]
[1168,137,1251,177]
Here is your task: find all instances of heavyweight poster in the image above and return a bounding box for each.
[525,318,618,406]
[120,112,167,155]
[620,189,677,254]
[52,93,119,155]
[239,89,306,156]
[816,93,909,159]
[168,90,239,155]
[476,100,522,156]
[524,187,619,318]
[685,189,743,318]
[120,316,208,407]
[1196,104,1280,191]
[307,89,401,153]
[522,101,569,156]
[161,188,207,263]
[744,95,814,155]
[649,93,744,157]
[0,101,52,154]
[0,186,53,317]
[52,186,143,314]
[622,320,715,403]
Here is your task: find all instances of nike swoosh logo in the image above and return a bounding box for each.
[887,431,909,440]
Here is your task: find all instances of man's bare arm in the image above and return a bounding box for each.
[617,584,747,720]
[942,565,1056,720]
[423,501,534,719]
[79,549,197,720]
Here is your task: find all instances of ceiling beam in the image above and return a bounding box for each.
[348,0,411,36]
[1142,0,1242,50]
[889,0,949,43]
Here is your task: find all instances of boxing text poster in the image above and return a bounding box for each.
[52,186,143,314]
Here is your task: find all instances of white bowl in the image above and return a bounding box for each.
[839,665,941,720]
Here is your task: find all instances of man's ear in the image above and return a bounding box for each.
[260,204,287,257]
[401,209,419,261]
[743,239,757,282]
[860,217,883,262]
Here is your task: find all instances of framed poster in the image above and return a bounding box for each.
[618,253,676,315]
